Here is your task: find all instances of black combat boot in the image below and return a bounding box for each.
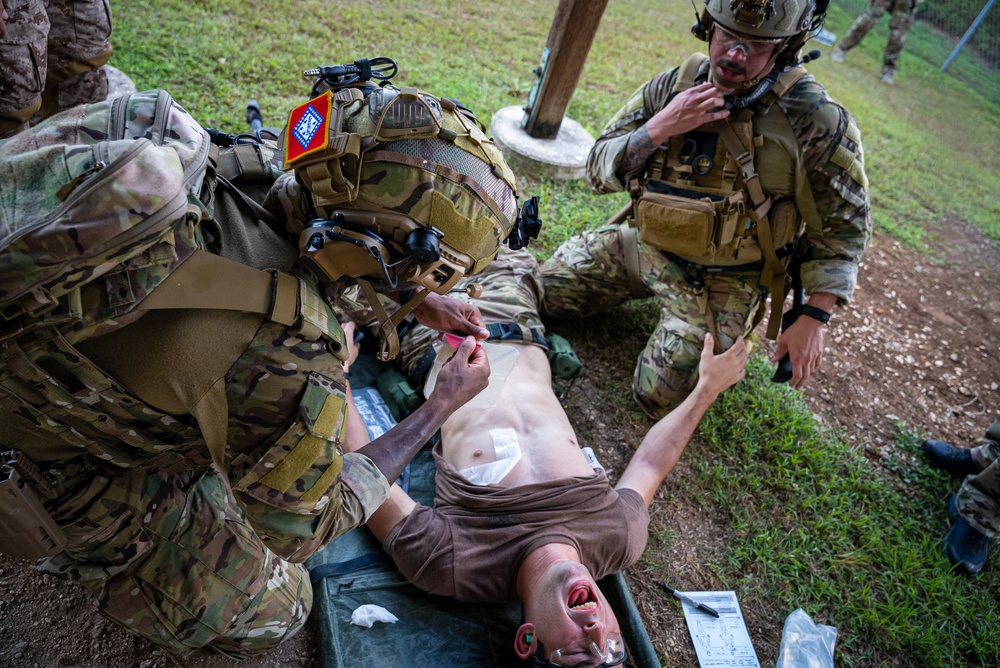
[922,439,981,477]
[943,495,990,577]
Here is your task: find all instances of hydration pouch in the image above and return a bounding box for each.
[0,458,66,560]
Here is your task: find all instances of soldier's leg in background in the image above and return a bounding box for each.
[968,415,1000,482]
[0,0,49,137]
[634,268,761,419]
[38,0,112,119]
[955,459,1000,539]
[40,463,311,658]
[540,223,649,319]
[883,4,916,75]
[836,0,889,53]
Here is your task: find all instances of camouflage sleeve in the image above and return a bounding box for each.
[782,79,872,304]
[585,69,679,194]
[224,311,390,562]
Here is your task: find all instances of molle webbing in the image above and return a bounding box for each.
[0,332,210,473]
[485,321,548,349]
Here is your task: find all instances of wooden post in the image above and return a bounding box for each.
[522,0,609,139]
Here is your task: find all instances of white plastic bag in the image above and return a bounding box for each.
[775,608,837,668]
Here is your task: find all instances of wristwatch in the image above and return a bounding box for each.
[799,304,831,325]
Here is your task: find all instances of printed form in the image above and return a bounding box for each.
[680,591,760,668]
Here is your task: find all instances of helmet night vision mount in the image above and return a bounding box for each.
[283,57,540,360]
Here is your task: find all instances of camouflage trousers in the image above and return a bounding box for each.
[540,223,762,419]
[0,0,112,138]
[836,0,917,74]
[38,458,311,659]
[955,414,1000,537]
[398,246,547,379]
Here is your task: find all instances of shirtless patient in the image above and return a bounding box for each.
[345,247,747,667]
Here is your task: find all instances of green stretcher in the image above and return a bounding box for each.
[306,353,660,667]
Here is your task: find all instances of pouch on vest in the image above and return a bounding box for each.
[633,189,747,259]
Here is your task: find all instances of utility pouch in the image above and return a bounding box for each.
[634,189,745,259]
[634,191,716,256]
[547,334,582,399]
[767,198,804,251]
[0,457,66,560]
[375,366,423,422]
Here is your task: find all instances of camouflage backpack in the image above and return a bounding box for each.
[0,90,211,332]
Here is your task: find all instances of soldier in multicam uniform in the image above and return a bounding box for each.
[541,0,871,419]
[0,0,112,138]
[0,77,529,657]
[922,414,1000,576]
[829,0,922,84]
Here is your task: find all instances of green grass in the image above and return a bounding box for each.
[696,357,1000,666]
[108,1,1000,665]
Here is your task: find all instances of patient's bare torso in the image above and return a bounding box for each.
[441,344,597,486]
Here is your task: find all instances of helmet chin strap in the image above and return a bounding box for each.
[357,278,431,362]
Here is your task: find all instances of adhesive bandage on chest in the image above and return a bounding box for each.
[458,428,522,486]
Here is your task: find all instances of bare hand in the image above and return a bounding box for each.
[697,333,748,396]
[1,3,8,38]
[645,82,730,144]
[412,291,488,340]
[771,317,824,389]
[428,336,490,410]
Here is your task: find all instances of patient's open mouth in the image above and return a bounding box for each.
[568,584,598,611]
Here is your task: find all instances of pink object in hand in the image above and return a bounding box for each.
[444,333,482,353]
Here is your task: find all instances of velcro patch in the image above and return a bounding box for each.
[285,92,332,166]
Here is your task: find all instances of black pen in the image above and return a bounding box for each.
[659,583,720,618]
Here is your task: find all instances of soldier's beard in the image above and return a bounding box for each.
[711,59,751,91]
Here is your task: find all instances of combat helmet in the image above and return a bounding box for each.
[693,0,829,72]
[279,57,539,359]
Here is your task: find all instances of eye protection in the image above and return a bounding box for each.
[712,23,783,58]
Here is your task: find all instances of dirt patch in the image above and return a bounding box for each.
[1,222,998,667]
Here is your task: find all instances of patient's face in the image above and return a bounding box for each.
[529,561,622,665]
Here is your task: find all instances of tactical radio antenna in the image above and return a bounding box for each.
[304,57,398,97]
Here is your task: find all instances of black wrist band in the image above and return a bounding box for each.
[799,304,831,324]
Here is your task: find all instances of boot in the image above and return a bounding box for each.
[922,439,981,477]
[880,69,894,85]
[830,46,845,63]
[943,496,990,577]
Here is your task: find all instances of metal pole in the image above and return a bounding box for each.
[942,0,997,72]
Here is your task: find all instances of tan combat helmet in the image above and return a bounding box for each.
[280,58,540,359]
[693,0,830,75]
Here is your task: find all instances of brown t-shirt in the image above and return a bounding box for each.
[382,443,650,602]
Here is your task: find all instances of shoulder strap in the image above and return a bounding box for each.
[714,120,788,340]
[136,249,348,360]
[670,53,710,96]
[771,66,808,100]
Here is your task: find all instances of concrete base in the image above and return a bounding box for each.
[490,105,594,180]
[106,65,138,98]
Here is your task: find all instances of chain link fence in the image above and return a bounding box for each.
[829,0,1000,103]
